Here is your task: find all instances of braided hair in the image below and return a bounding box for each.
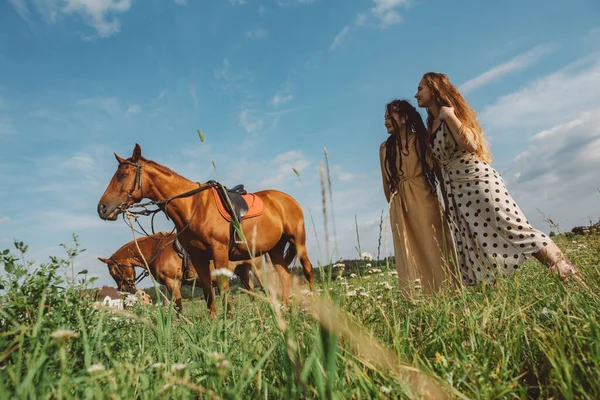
[384,99,438,194]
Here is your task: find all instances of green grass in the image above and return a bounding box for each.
[1,234,599,399]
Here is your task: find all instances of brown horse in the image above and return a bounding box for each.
[97,232,265,312]
[97,144,314,316]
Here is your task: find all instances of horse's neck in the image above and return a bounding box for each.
[145,164,205,229]
[114,240,153,268]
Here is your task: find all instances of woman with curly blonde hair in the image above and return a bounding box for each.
[414,72,585,286]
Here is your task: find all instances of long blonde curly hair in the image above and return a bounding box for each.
[422,72,493,164]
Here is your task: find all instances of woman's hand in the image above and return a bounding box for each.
[439,106,455,121]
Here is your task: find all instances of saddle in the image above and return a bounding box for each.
[173,237,194,281]
[207,180,265,257]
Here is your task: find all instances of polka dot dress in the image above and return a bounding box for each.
[431,121,550,285]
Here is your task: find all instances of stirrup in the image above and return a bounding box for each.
[234,231,245,244]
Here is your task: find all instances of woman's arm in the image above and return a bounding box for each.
[379,143,391,202]
[439,106,478,153]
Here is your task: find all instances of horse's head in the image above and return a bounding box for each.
[97,143,147,221]
[98,257,138,294]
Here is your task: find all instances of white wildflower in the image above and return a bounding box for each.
[211,268,234,278]
[124,294,138,307]
[87,364,105,374]
[51,329,78,341]
[350,273,357,278]
[171,363,186,371]
[150,362,164,369]
[300,289,313,296]
[346,290,357,297]
[360,291,369,297]
[380,385,392,394]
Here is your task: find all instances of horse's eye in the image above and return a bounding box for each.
[117,172,128,180]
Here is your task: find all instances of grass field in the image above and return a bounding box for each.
[1,232,599,399]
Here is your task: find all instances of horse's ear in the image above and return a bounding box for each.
[132,143,142,162]
[114,153,125,164]
[97,257,110,264]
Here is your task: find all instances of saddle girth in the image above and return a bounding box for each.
[173,237,193,281]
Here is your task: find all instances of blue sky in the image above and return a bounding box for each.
[1,0,599,288]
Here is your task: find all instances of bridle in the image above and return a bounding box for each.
[108,257,149,290]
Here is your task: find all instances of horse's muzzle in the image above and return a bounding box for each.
[97,202,119,221]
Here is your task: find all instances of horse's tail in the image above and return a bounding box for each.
[283,242,297,266]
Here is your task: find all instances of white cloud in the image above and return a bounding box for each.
[504,109,600,230]
[0,116,16,136]
[76,96,124,119]
[239,109,263,133]
[370,0,409,28]
[333,165,361,182]
[271,93,293,106]
[330,26,351,50]
[9,0,134,39]
[460,43,558,93]
[173,0,186,5]
[245,29,268,39]
[8,0,32,23]
[330,0,409,50]
[158,90,167,100]
[480,54,600,132]
[0,215,10,224]
[214,58,231,80]
[125,104,141,117]
[258,150,310,189]
[63,0,133,39]
[229,0,246,5]
[271,81,294,106]
[277,0,316,5]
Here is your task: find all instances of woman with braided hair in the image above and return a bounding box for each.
[414,72,586,287]
[379,99,458,297]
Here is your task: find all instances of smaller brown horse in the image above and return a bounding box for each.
[98,232,264,311]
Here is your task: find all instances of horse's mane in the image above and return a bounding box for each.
[111,232,173,259]
[142,158,175,178]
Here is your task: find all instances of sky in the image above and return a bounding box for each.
[0,0,599,288]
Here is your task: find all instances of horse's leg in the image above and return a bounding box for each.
[288,219,315,291]
[213,249,233,317]
[235,263,254,292]
[269,240,292,305]
[193,257,216,318]
[165,278,183,313]
[295,242,314,291]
